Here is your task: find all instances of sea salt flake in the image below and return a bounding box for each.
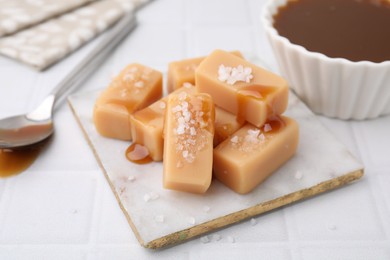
[230,135,239,143]
[134,81,144,88]
[258,133,265,141]
[127,175,136,182]
[190,127,196,136]
[294,170,303,180]
[123,73,134,82]
[155,215,165,223]
[172,105,182,113]
[144,192,159,202]
[218,64,253,85]
[264,123,272,132]
[143,193,151,202]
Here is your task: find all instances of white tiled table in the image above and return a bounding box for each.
[1,0,389,259]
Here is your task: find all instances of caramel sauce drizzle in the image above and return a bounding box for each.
[125,143,152,164]
[0,139,49,178]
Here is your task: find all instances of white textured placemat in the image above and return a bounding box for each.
[68,90,364,249]
[0,0,95,37]
[0,0,148,70]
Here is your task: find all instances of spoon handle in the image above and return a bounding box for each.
[50,11,137,103]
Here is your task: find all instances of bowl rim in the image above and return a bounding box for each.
[261,0,390,68]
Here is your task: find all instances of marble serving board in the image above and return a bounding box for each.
[68,90,364,249]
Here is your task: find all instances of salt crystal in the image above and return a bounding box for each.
[127,176,136,182]
[144,192,159,202]
[155,215,165,223]
[182,150,189,158]
[294,170,303,180]
[200,236,210,243]
[250,218,257,226]
[264,123,272,132]
[172,105,182,113]
[218,64,253,85]
[230,135,239,143]
[134,81,144,88]
[176,124,185,135]
[258,133,265,141]
[203,205,210,213]
[178,91,187,100]
[227,236,235,243]
[190,127,196,136]
[123,72,134,81]
[143,193,151,202]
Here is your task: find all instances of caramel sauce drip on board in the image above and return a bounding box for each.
[126,143,153,164]
[273,0,390,63]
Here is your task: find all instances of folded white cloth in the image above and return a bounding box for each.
[0,0,148,70]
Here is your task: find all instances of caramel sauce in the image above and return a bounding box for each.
[262,116,286,134]
[0,140,48,178]
[273,0,390,62]
[125,143,152,164]
[236,85,277,123]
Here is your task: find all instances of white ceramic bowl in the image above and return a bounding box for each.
[261,0,390,120]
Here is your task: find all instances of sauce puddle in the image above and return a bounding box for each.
[125,143,153,164]
[0,139,49,178]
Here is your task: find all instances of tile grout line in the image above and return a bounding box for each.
[86,171,104,259]
[350,123,390,241]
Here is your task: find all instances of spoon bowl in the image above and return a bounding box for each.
[0,12,136,149]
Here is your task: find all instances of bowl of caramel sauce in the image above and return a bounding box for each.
[262,0,390,120]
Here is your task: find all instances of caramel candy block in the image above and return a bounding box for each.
[214,107,244,147]
[130,83,196,161]
[167,51,243,93]
[163,92,215,194]
[213,116,299,194]
[93,64,162,140]
[196,49,288,127]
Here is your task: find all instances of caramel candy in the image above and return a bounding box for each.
[213,116,299,194]
[196,50,288,127]
[167,51,243,93]
[93,64,162,140]
[163,92,215,194]
[130,83,196,161]
[214,107,244,147]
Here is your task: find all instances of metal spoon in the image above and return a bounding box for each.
[0,12,137,149]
